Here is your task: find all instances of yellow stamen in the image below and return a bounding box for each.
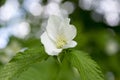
[56,35,67,48]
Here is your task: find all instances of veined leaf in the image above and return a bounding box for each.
[17,56,80,80]
[0,46,48,80]
[17,57,59,80]
[67,50,104,80]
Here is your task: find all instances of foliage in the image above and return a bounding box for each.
[0,45,104,80]
[0,46,48,80]
[67,50,104,80]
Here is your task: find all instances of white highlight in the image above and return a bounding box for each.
[23,0,43,16]
[0,0,19,21]
[106,40,119,55]
[11,21,30,38]
[79,0,120,26]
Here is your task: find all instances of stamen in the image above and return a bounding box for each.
[56,35,67,48]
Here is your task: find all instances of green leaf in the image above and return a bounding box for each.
[17,57,60,80]
[0,46,48,80]
[17,56,80,80]
[67,50,104,80]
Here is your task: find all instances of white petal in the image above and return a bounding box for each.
[40,31,62,55]
[64,18,70,24]
[59,20,77,41]
[46,15,62,41]
[66,25,77,40]
[63,41,77,49]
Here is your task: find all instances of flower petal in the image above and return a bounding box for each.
[59,20,77,41]
[40,31,62,55]
[63,41,77,49]
[64,18,70,24]
[46,15,62,41]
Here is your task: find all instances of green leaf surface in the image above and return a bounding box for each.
[0,46,48,80]
[67,50,104,80]
[17,57,59,80]
[17,56,80,80]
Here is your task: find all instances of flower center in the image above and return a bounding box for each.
[56,35,67,48]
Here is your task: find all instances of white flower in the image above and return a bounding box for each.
[40,15,77,55]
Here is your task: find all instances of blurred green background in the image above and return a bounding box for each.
[0,0,120,80]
